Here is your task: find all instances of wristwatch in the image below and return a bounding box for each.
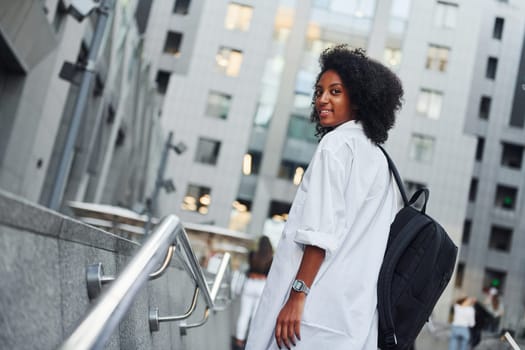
[292,279,310,296]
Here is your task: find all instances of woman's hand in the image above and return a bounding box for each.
[275,245,324,348]
[275,291,305,349]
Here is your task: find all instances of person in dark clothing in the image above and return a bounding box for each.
[470,301,495,347]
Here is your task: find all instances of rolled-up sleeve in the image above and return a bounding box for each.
[293,146,350,258]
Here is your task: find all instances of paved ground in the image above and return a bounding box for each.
[227,302,524,350]
[416,323,525,350]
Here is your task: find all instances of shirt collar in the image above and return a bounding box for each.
[335,119,362,130]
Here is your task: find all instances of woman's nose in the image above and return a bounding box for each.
[318,91,329,104]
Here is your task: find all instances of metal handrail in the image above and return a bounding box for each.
[59,214,222,350]
[149,245,175,280]
[179,253,231,335]
[502,332,520,350]
[176,226,214,309]
[150,252,231,332]
[86,245,175,299]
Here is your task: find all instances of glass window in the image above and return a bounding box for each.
[493,17,504,40]
[455,263,465,288]
[475,137,485,161]
[501,142,523,169]
[242,151,262,175]
[205,91,232,119]
[510,93,525,128]
[486,57,498,80]
[155,70,171,95]
[278,159,309,184]
[391,0,412,20]
[173,0,190,15]
[312,0,377,34]
[479,96,492,120]
[313,0,377,18]
[293,92,313,112]
[462,219,471,244]
[286,114,317,143]
[53,0,68,32]
[409,134,435,162]
[488,225,513,252]
[468,178,478,202]
[389,0,412,36]
[215,47,243,77]
[225,3,253,31]
[434,1,458,29]
[195,138,221,165]
[483,268,506,294]
[263,200,291,247]
[163,31,183,56]
[416,89,443,119]
[181,184,211,214]
[384,47,402,70]
[426,44,450,72]
[228,199,252,232]
[494,184,518,210]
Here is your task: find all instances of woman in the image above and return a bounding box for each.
[245,45,404,350]
[449,297,476,350]
[234,236,274,350]
[483,288,504,332]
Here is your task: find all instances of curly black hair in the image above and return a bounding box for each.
[310,45,403,144]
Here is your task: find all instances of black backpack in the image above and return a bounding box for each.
[377,146,458,350]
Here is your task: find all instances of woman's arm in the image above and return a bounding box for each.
[274,245,325,349]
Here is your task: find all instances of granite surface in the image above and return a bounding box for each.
[0,190,238,349]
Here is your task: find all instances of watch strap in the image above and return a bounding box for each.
[292,279,310,295]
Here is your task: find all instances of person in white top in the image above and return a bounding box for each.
[449,297,476,350]
[245,45,404,350]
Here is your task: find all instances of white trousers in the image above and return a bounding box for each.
[236,278,267,341]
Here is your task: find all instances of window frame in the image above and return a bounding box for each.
[434,1,459,29]
[426,44,450,72]
[224,2,254,32]
[409,133,436,163]
[416,88,443,120]
[493,17,504,40]
[163,31,184,56]
[194,137,222,165]
[486,56,498,80]
[215,46,243,77]
[205,90,232,120]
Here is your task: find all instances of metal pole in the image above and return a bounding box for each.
[144,131,173,234]
[49,0,114,210]
[59,215,181,350]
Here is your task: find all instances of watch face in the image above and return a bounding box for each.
[293,280,304,290]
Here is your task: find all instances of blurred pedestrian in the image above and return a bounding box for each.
[483,288,504,332]
[449,296,476,350]
[233,236,273,350]
[245,45,403,349]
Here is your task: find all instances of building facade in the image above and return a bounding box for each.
[459,0,525,332]
[0,0,160,213]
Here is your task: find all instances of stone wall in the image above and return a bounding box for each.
[0,189,236,349]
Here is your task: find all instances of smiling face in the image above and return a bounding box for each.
[314,69,354,128]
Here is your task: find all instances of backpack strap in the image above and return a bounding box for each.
[378,145,409,207]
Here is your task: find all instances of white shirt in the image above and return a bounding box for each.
[452,304,476,328]
[246,120,399,350]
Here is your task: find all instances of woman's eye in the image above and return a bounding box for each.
[331,89,341,94]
